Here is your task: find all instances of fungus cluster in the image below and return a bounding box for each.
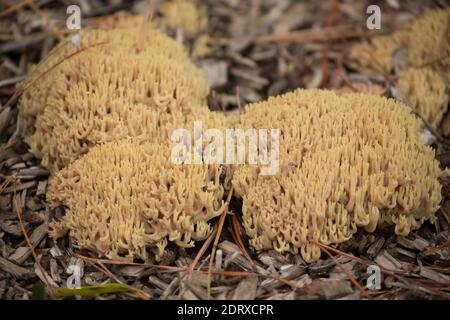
[18,15,228,260]
[349,33,404,75]
[160,0,207,37]
[349,9,450,128]
[232,89,442,262]
[20,13,446,262]
[397,68,449,129]
[350,9,449,74]
[47,139,225,260]
[19,23,209,172]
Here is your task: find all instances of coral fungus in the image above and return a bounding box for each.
[349,9,449,74]
[160,0,207,37]
[47,139,226,261]
[349,9,449,129]
[397,67,449,128]
[19,10,446,264]
[232,89,443,262]
[19,22,209,172]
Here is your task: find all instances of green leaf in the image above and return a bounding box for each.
[422,247,440,256]
[0,143,9,150]
[31,281,46,300]
[54,283,137,299]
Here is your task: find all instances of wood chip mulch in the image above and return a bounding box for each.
[0,0,449,300]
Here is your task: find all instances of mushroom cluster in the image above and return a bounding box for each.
[160,0,207,37]
[349,9,450,129]
[19,22,210,172]
[47,139,225,260]
[19,15,229,260]
[232,89,442,262]
[20,12,446,262]
[397,68,449,129]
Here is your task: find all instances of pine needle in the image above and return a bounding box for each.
[13,191,56,297]
[206,186,234,299]
[318,242,370,299]
[5,41,109,109]
[230,213,255,268]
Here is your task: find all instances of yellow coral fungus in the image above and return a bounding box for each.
[349,9,450,74]
[19,22,210,172]
[20,24,208,128]
[232,89,443,262]
[397,67,449,128]
[402,9,450,67]
[19,9,447,265]
[160,0,207,37]
[47,139,226,261]
[28,100,184,173]
[349,33,404,75]
[349,9,449,130]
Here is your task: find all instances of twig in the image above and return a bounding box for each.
[27,0,64,40]
[207,186,234,299]
[373,288,402,300]
[0,33,15,41]
[313,241,449,298]
[161,228,218,299]
[336,69,359,92]
[95,261,150,300]
[78,259,150,300]
[320,0,341,88]
[0,174,16,193]
[255,25,380,45]
[423,240,450,255]
[0,75,26,89]
[329,41,348,88]
[230,213,255,268]
[0,0,33,18]
[189,229,217,273]
[248,0,261,35]
[0,33,47,54]
[319,244,370,299]
[13,192,56,297]
[201,270,300,289]
[74,253,183,272]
